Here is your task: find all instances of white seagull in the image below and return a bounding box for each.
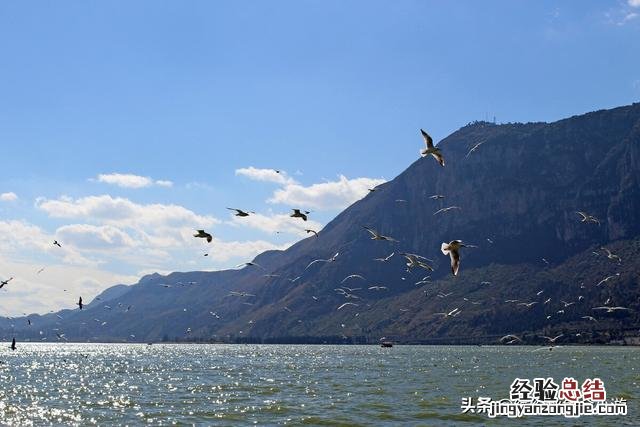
[441,240,476,276]
[363,226,398,242]
[419,129,445,167]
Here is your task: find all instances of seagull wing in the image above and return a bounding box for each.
[449,248,460,276]
[420,129,434,149]
[431,151,445,167]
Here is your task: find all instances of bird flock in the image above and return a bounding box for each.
[0,128,633,348]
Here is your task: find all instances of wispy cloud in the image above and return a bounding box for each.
[0,192,18,202]
[94,173,173,189]
[629,0,640,8]
[235,166,296,185]
[268,175,385,210]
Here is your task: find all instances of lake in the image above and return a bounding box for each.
[0,344,637,425]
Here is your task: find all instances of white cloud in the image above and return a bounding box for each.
[0,192,18,202]
[0,220,99,267]
[624,12,638,22]
[235,167,296,185]
[95,173,173,189]
[268,175,386,210]
[56,224,137,250]
[36,195,217,229]
[629,0,640,8]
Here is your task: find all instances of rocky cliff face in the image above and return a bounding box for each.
[4,103,640,343]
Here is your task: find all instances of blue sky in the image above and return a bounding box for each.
[1,1,639,315]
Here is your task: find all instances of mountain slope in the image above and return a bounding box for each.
[3,103,640,344]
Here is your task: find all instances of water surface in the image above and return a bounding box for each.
[0,344,637,425]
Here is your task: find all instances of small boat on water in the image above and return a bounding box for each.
[380,341,393,348]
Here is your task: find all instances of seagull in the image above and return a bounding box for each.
[433,308,460,318]
[305,229,318,237]
[429,194,445,200]
[290,209,309,221]
[541,334,564,344]
[37,267,46,274]
[441,240,476,276]
[0,277,13,289]
[193,230,213,243]
[560,300,575,308]
[401,253,434,272]
[305,252,340,270]
[368,286,388,291]
[437,292,453,298]
[341,274,366,284]
[229,291,256,297]
[576,211,600,224]
[517,301,538,308]
[592,306,632,313]
[500,334,522,344]
[465,141,486,158]
[536,289,545,296]
[236,262,265,270]
[53,240,62,248]
[581,316,598,322]
[601,247,621,263]
[337,302,359,310]
[480,281,492,285]
[77,297,83,310]
[433,206,461,216]
[227,208,253,217]
[596,273,620,287]
[373,252,395,262]
[363,226,398,242]
[544,298,552,304]
[419,129,445,167]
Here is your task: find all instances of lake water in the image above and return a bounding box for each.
[0,344,637,425]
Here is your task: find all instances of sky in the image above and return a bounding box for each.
[1,1,639,316]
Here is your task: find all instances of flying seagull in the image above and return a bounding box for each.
[401,253,434,272]
[305,252,340,270]
[77,297,83,310]
[227,208,253,217]
[363,226,398,242]
[596,273,620,287]
[229,291,256,298]
[433,308,461,318]
[368,285,388,291]
[601,247,621,263]
[576,211,600,224]
[290,209,309,221]
[0,277,13,289]
[541,334,564,344]
[499,334,522,344]
[419,129,445,166]
[429,194,445,200]
[337,302,359,310]
[305,229,318,237]
[465,141,486,158]
[441,240,476,276]
[53,240,62,248]
[433,206,461,216]
[341,274,366,284]
[592,306,632,313]
[373,252,395,262]
[236,262,265,270]
[193,230,213,243]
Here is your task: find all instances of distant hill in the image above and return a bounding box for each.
[3,103,640,344]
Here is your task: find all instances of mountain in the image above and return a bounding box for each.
[3,103,640,344]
